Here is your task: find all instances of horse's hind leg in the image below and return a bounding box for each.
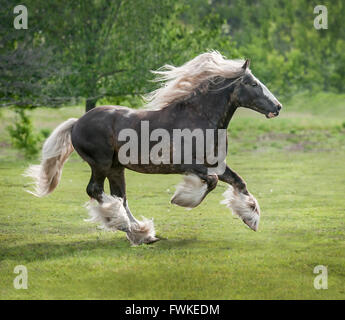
[107,167,158,245]
[107,168,136,223]
[86,167,107,202]
[85,166,131,233]
[218,165,260,231]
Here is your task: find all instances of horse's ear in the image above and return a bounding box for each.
[242,59,250,70]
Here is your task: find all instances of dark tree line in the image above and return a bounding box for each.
[1,0,344,111]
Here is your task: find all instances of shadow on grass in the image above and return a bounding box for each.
[0,238,128,263]
[0,236,234,263]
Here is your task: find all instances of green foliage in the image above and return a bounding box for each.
[7,109,44,158]
[0,1,72,108]
[98,95,144,109]
[187,0,345,98]
[1,0,344,109]
[40,128,52,139]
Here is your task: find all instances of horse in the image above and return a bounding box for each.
[25,51,282,245]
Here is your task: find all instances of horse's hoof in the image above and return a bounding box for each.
[126,233,159,245]
[144,236,160,244]
[221,185,261,231]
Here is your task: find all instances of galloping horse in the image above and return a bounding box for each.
[25,51,282,245]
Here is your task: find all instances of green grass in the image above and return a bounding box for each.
[0,92,344,299]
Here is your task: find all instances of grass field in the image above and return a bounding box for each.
[0,92,344,299]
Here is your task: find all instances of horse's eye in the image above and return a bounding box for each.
[252,83,258,87]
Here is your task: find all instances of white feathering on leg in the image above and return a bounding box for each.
[85,194,131,232]
[171,174,208,208]
[126,217,157,246]
[85,193,157,245]
[221,185,260,231]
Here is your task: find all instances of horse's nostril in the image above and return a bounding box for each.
[277,104,282,111]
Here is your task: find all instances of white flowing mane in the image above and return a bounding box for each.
[144,51,246,109]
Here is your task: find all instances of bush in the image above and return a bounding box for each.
[7,108,44,159]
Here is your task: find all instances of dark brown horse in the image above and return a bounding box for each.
[25,51,282,245]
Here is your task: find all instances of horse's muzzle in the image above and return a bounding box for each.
[266,111,279,118]
[266,104,282,118]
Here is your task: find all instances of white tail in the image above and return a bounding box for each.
[24,118,78,197]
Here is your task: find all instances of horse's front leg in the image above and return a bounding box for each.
[218,166,260,231]
[171,167,218,208]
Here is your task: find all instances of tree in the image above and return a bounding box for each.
[1,0,241,111]
[0,1,70,108]
[30,0,179,111]
[186,0,345,97]
[26,0,239,112]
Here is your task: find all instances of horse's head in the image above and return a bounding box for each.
[234,60,282,118]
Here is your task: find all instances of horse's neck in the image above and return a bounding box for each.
[164,84,237,129]
[194,88,237,129]
[215,100,237,129]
